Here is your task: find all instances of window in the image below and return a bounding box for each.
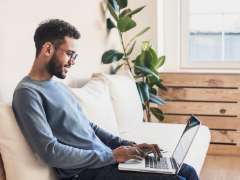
[181,0,240,69]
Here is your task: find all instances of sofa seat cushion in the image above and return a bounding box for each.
[120,122,210,175]
[0,104,57,180]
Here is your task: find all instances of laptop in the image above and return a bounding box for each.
[118,115,201,175]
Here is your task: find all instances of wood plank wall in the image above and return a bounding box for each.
[158,73,240,155]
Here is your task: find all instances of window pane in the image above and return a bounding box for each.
[224,33,240,61]
[190,32,222,61]
[224,15,240,61]
[189,0,240,62]
[189,14,222,61]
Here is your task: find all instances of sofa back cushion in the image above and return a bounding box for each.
[0,104,57,180]
[93,72,144,134]
[70,77,119,135]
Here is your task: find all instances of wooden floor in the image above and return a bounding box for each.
[200,155,240,180]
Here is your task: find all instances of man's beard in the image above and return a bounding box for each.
[47,54,66,79]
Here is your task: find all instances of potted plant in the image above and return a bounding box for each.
[101,0,167,122]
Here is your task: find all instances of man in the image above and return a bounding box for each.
[12,19,199,180]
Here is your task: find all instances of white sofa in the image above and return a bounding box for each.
[0,72,211,180]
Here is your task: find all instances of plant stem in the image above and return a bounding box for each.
[146,102,151,122]
[146,77,151,122]
[118,29,133,75]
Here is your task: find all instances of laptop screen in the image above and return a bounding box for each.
[172,116,201,168]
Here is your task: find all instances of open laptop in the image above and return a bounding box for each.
[118,115,201,175]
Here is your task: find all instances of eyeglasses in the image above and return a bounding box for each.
[55,47,78,61]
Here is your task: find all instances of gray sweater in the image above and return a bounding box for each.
[12,76,132,178]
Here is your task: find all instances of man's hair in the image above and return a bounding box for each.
[34,19,80,56]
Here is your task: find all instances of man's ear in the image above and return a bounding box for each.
[42,42,54,57]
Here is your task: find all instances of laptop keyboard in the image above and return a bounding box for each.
[145,156,169,169]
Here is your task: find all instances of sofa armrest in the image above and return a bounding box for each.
[119,122,211,175]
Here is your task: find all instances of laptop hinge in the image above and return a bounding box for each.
[170,158,179,174]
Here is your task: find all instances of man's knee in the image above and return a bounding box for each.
[178,163,199,180]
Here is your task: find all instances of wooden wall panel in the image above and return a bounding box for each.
[208,144,240,155]
[160,73,240,87]
[160,88,240,102]
[161,102,238,116]
[158,73,240,155]
[164,115,240,130]
[210,130,240,144]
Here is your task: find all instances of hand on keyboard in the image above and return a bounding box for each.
[133,143,163,158]
[113,146,144,163]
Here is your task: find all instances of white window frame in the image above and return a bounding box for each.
[157,0,182,72]
[180,0,240,69]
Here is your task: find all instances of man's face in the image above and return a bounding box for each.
[47,37,78,79]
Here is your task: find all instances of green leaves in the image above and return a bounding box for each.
[103,1,167,122]
[134,65,159,80]
[116,0,128,9]
[110,63,124,74]
[145,48,165,70]
[125,6,145,17]
[107,0,147,34]
[147,76,167,91]
[108,0,119,11]
[134,43,165,73]
[101,50,124,64]
[108,0,144,14]
[107,18,116,30]
[149,87,157,95]
[150,107,164,121]
[149,93,166,105]
[148,48,158,68]
[134,51,146,67]
[117,16,136,32]
[136,81,150,103]
[119,8,131,18]
[107,2,118,21]
[133,46,162,81]
[119,6,145,18]
[156,56,165,69]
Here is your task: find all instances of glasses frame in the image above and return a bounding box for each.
[55,46,78,61]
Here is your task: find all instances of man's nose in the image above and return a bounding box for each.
[68,59,75,66]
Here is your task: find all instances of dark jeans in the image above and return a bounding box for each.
[68,163,199,180]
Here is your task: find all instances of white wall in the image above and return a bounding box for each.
[125,0,158,58]
[0,0,160,103]
[0,0,122,103]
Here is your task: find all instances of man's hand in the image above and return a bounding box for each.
[134,143,162,158]
[113,146,143,163]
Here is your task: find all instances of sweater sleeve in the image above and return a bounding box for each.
[90,122,136,149]
[12,88,115,169]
